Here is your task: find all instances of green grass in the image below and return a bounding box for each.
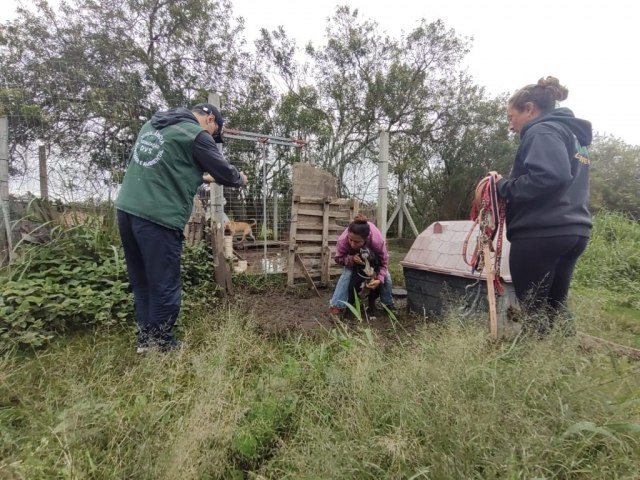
[1,212,639,479]
[387,238,410,288]
[572,289,640,349]
[1,308,639,479]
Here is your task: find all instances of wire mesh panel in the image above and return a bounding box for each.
[222,139,291,243]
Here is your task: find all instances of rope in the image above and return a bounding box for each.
[462,174,506,294]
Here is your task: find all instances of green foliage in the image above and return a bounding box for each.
[0,0,257,180]
[1,311,638,479]
[341,288,365,321]
[404,90,517,227]
[589,134,640,219]
[180,241,220,314]
[260,7,513,211]
[232,358,300,470]
[574,211,640,309]
[0,221,131,348]
[0,218,223,349]
[232,272,288,293]
[387,241,409,287]
[258,225,273,240]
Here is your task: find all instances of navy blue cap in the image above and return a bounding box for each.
[192,103,224,131]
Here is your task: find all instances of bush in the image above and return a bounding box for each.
[0,220,221,349]
[574,211,640,308]
[0,222,132,348]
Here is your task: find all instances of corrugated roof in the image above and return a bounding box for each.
[400,220,512,282]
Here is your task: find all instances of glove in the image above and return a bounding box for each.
[213,131,224,144]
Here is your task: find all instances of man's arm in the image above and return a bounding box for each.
[192,131,246,188]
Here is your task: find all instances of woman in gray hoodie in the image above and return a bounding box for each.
[493,76,592,334]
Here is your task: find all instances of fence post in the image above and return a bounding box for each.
[377,130,389,239]
[209,92,225,255]
[209,93,233,295]
[0,117,12,263]
[272,191,278,241]
[39,145,48,200]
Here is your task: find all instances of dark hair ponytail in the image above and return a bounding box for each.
[509,76,569,113]
[348,213,370,238]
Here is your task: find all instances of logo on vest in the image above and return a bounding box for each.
[133,130,165,167]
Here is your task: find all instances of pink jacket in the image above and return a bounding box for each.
[334,221,389,282]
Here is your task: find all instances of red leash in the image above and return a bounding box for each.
[463,174,506,294]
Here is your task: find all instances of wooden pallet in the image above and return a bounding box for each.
[287,195,358,288]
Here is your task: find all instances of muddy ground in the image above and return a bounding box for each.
[232,286,412,336]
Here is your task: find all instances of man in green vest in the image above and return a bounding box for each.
[115,103,247,352]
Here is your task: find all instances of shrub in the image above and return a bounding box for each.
[574,211,640,308]
[0,222,132,348]
[0,221,221,349]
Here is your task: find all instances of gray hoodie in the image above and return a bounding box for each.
[497,107,592,240]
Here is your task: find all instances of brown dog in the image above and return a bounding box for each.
[224,219,256,242]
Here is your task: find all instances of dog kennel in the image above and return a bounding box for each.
[401,220,520,336]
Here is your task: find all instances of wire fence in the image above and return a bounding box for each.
[0,68,389,265]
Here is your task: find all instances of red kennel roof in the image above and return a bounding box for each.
[400,220,512,283]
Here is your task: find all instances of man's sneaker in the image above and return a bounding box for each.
[136,339,184,354]
[162,339,185,352]
[329,306,344,324]
[136,343,154,354]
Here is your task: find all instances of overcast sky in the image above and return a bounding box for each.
[3,0,638,146]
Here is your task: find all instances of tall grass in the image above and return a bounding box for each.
[574,210,640,309]
[1,310,638,479]
[1,211,639,479]
[571,211,640,346]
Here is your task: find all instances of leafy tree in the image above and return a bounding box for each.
[0,0,256,197]
[589,134,640,218]
[404,88,516,225]
[257,6,516,230]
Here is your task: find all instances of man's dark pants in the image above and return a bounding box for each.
[117,210,183,346]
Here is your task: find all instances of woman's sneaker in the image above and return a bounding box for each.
[329,306,344,324]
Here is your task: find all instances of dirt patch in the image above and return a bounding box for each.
[231,286,412,335]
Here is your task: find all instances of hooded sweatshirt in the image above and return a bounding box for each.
[496,107,593,240]
[334,222,389,283]
[116,108,244,230]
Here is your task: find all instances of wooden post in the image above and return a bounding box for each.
[262,143,268,266]
[321,197,330,286]
[402,203,420,237]
[350,198,360,222]
[209,93,232,296]
[0,117,12,264]
[296,253,321,297]
[272,191,278,241]
[287,196,300,287]
[39,145,48,200]
[398,184,404,238]
[483,244,498,339]
[377,130,389,238]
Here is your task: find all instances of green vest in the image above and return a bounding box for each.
[116,120,205,230]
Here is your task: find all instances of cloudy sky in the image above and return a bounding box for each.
[3,0,638,145]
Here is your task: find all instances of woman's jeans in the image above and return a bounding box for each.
[329,267,394,309]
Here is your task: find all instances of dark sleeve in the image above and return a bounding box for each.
[497,129,572,203]
[192,131,244,188]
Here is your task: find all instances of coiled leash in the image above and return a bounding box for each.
[462,174,506,338]
[463,174,506,294]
